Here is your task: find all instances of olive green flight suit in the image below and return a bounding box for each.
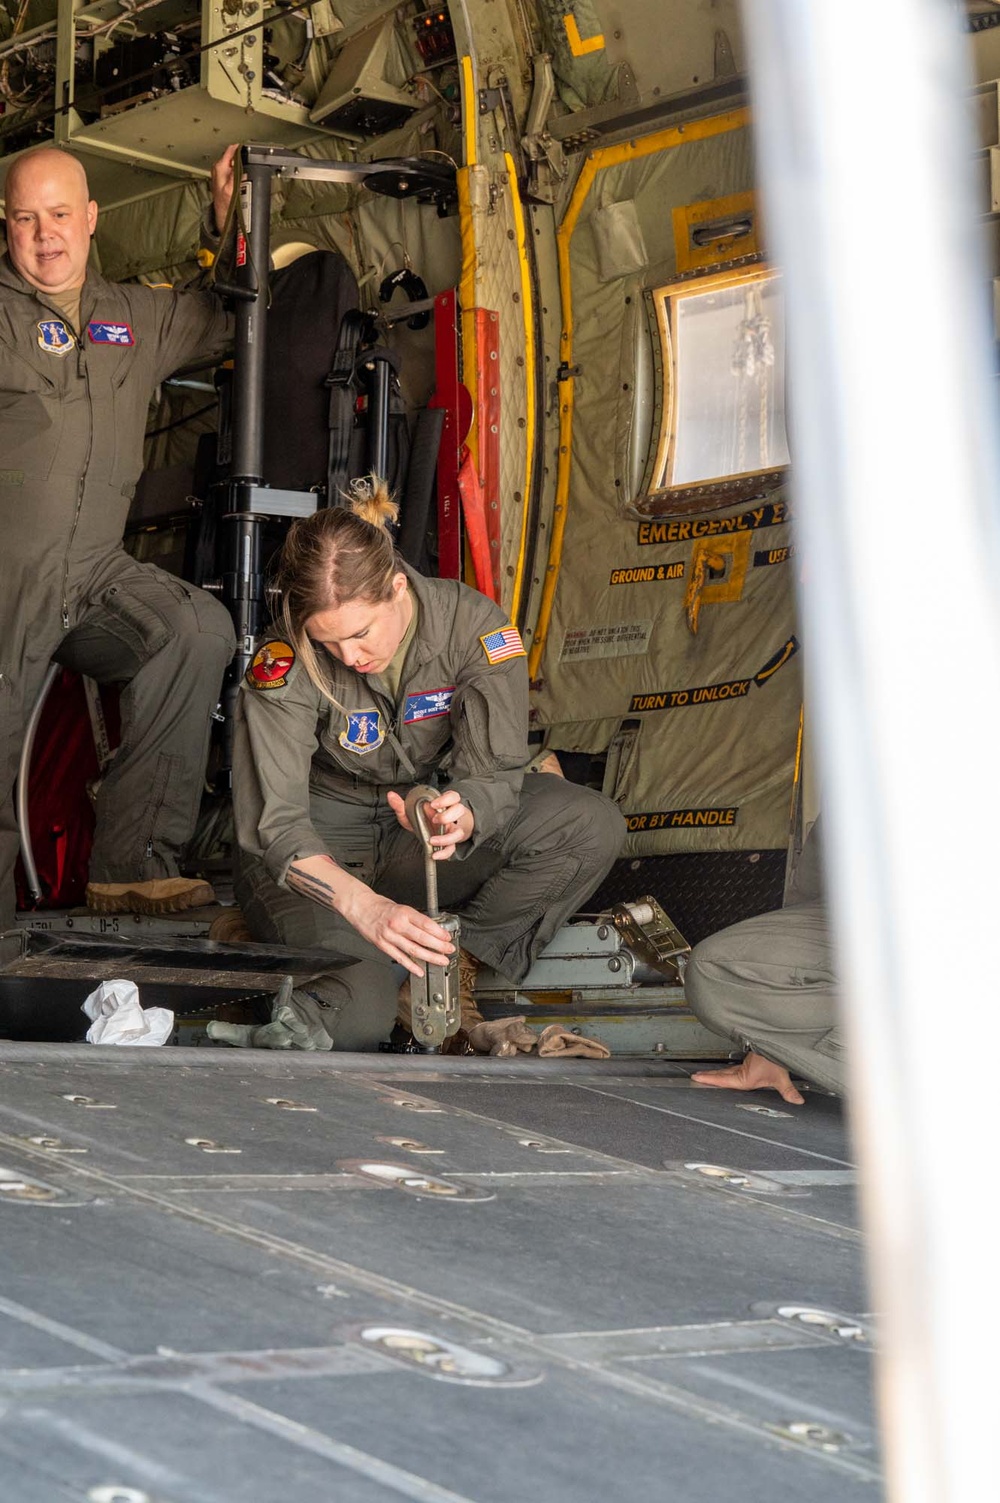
[0,256,236,927]
[234,565,626,1049]
[683,820,845,1094]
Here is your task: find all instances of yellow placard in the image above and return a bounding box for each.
[684,533,752,633]
[673,190,758,273]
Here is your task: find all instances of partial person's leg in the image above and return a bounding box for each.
[236,782,416,1049]
[379,773,626,983]
[234,847,403,1050]
[234,782,407,1050]
[457,775,624,980]
[56,554,235,891]
[683,901,844,1095]
[235,776,623,1046]
[0,573,69,934]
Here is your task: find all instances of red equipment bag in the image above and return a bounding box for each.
[14,669,121,910]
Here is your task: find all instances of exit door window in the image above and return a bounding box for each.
[644,267,789,514]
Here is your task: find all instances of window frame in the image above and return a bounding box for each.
[634,262,789,519]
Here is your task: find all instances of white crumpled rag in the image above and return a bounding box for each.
[82,980,174,1047]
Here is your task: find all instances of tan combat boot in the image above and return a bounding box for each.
[207,907,254,942]
[85,877,216,916]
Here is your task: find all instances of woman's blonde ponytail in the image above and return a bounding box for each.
[344,474,399,531]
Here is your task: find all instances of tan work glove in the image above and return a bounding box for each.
[467,1016,540,1058]
[536,1024,611,1059]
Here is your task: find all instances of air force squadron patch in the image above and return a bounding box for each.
[87,321,134,346]
[403,687,455,724]
[246,639,295,690]
[37,320,75,355]
[339,709,385,754]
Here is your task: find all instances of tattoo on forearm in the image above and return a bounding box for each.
[288,865,340,908]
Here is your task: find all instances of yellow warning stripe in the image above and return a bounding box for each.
[563,13,604,56]
[791,704,804,801]
[460,54,478,169]
[528,106,750,677]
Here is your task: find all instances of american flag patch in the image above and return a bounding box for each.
[479,626,526,665]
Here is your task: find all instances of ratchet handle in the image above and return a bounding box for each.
[403,783,441,917]
[403,783,440,850]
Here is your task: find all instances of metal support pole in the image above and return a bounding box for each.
[210,147,456,785]
[230,155,272,485]
[364,350,393,482]
[54,0,82,142]
[218,152,276,779]
[741,4,1000,1500]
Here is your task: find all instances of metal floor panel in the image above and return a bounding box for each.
[406,1076,853,1168]
[0,1045,879,1502]
[656,1345,879,1453]
[165,1177,865,1331]
[0,1372,874,1503]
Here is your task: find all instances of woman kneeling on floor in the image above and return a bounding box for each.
[216,483,624,1053]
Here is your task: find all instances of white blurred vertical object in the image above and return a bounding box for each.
[741,3,1000,1500]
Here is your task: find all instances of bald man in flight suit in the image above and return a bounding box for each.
[0,146,238,931]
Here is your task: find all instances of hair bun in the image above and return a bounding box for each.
[345,475,399,531]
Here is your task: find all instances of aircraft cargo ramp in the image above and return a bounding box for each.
[0,1044,878,1502]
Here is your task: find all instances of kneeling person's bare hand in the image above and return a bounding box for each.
[346,887,456,976]
[387,788,475,860]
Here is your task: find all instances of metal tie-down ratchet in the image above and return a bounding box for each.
[403,784,462,1052]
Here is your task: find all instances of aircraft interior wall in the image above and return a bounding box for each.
[532,113,802,859]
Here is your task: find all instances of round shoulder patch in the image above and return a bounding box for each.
[246,639,296,691]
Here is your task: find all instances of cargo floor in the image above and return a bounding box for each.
[0,1045,879,1503]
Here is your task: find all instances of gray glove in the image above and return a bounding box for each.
[207,977,334,1051]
